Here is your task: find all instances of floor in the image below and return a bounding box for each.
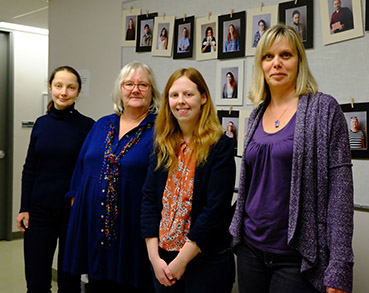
[0,238,238,293]
[0,238,58,293]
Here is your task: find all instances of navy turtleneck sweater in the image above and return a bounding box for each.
[20,104,95,212]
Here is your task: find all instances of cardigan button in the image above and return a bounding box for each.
[101,215,104,218]
[100,241,104,245]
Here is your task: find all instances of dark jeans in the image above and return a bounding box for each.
[24,206,80,293]
[86,279,151,293]
[152,248,235,293]
[236,241,319,293]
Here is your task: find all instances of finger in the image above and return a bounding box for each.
[24,217,29,229]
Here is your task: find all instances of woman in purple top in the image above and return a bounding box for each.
[229,24,353,293]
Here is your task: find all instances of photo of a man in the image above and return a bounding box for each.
[330,0,354,33]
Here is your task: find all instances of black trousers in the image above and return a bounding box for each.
[23,205,81,293]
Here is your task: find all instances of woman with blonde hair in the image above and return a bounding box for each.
[141,68,236,292]
[230,24,353,293]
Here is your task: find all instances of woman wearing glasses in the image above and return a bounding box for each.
[63,62,161,292]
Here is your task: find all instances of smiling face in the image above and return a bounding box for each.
[293,13,300,24]
[168,76,207,133]
[49,70,80,110]
[262,36,299,93]
[121,68,152,113]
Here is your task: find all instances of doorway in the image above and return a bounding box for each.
[0,31,13,240]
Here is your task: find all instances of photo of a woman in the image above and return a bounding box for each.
[225,24,239,52]
[157,27,168,50]
[222,71,238,99]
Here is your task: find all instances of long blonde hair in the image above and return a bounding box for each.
[155,68,223,171]
[249,24,318,105]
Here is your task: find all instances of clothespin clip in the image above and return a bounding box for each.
[184,13,186,22]
[130,6,133,13]
[229,106,233,115]
[208,12,211,20]
[163,13,166,20]
[351,97,354,108]
[230,9,234,18]
[260,2,263,12]
[294,0,298,5]
[146,10,149,17]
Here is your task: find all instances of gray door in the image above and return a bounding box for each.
[0,31,11,240]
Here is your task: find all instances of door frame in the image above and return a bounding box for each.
[1,30,14,240]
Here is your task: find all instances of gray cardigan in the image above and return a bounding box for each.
[229,92,354,292]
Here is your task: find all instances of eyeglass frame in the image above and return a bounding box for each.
[122,81,152,92]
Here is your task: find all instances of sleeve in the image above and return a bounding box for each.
[324,100,354,292]
[64,123,95,200]
[141,153,164,239]
[187,137,236,251]
[20,120,40,212]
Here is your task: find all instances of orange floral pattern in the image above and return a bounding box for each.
[159,141,196,251]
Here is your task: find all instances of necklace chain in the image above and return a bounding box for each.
[270,99,296,128]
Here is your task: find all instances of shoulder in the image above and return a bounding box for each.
[304,92,340,111]
[211,134,235,156]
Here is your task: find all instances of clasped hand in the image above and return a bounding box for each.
[152,257,187,287]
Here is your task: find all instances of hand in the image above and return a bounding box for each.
[151,257,176,287]
[326,286,347,293]
[71,197,75,206]
[16,212,29,233]
[167,257,187,281]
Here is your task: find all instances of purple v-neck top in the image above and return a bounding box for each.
[243,113,297,255]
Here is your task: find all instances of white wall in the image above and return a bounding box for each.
[48,0,369,291]
[0,25,49,233]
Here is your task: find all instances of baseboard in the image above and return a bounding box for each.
[52,268,57,282]
[11,231,23,240]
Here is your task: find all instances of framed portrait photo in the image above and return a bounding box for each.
[216,60,244,106]
[173,16,194,59]
[217,110,240,156]
[237,110,252,157]
[218,11,246,59]
[279,0,313,49]
[196,15,218,61]
[341,102,369,159]
[121,8,141,47]
[320,0,363,45]
[136,12,158,52]
[246,5,278,56]
[152,16,175,57]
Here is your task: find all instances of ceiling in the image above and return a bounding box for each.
[0,0,48,29]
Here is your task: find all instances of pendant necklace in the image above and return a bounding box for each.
[270,99,296,128]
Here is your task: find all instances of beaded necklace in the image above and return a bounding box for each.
[100,122,151,246]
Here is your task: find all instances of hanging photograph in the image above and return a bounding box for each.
[152,16,175,57]
[237,110,252,157]
[122,8,141,47]
[173,16,195,59]
[218,11,246,59]
[320,0,363,45]
[196,15,218,61]
[216,60,244,106]
[246,5,278,56]
[217,110,240,156]
[341,102,369,159]
[279,0,314,49]
[136,12,158,52]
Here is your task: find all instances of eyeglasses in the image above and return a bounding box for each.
[122,81,151,92]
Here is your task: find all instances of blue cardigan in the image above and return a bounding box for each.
[141,134,236,255]
[63,113,156,289]
[230,93,354,292]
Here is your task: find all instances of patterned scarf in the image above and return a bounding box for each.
[100,122,151,246]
